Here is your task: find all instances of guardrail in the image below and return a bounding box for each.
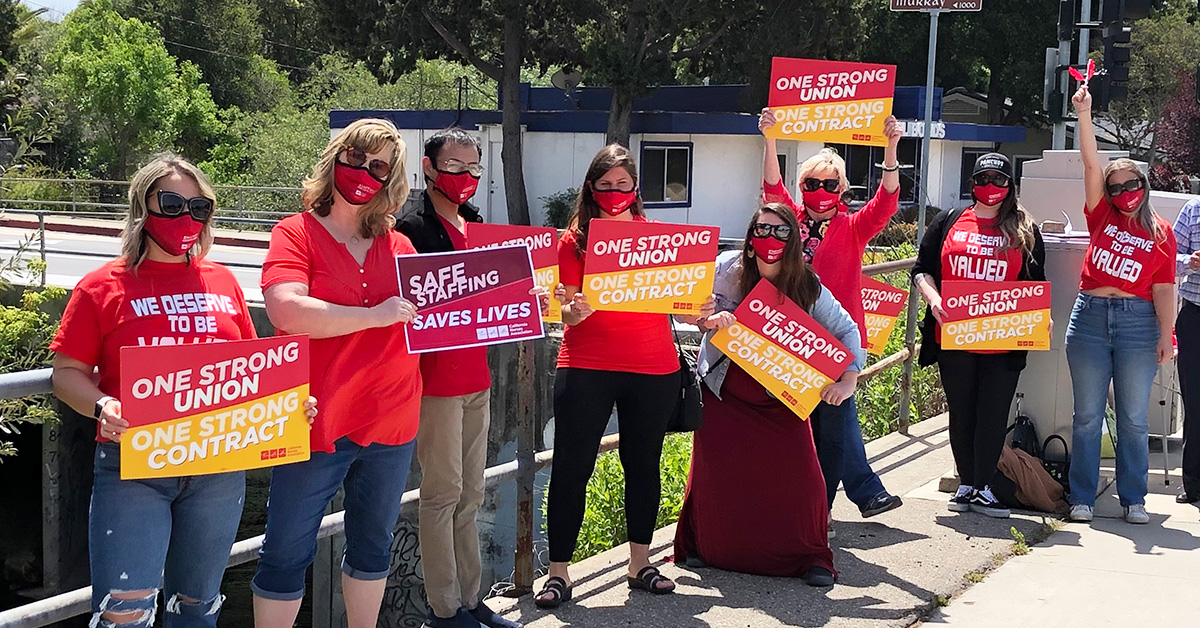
[0,257,919,628]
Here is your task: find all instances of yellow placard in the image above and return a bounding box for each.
[942,308,1052,351]
[536,265,562,323]
[120,384,311,479]
[709,323,832,419]
[583,262,712,315]
[764,98,895,146]
[864,313,900,355]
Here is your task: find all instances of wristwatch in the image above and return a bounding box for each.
[94,396,115,419]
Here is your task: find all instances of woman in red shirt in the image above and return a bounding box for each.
[50,154,315,628]
[252,119,423,628]
[758,110,906,532]
[912,152,1046,519]
[534,144,681,608]
[1065,86,1177,525]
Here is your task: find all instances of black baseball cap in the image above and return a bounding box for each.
[971,152,1014,181]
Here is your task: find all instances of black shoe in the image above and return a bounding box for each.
[429,607,485,628]
[860,492,903,518]
[801,566,835,587]
[948,486,972,512]
[968,486,1011,519]
[1177,490,1200,504]
[469,601,522,628]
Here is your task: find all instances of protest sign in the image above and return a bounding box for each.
[940,281,1052,351]
[861,275,908,355]
[119,335,311,480]
[709,279,854,419]
[765,57,896,146]
[467,223,562,323]
[582,220,718,315]
[398,244,545,352]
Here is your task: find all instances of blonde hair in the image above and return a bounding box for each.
[302,118,409,238]
[120,154,216,268]
[1104,158,1163,239]
[797,148,850,193]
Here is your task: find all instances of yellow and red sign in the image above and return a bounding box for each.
[709,280,854,420]
[582,220,718,315]
[941,281,1052,351]
[119,335,311,479]
[861,275,908,355]
[467,223,561,322]
[765,57,896,146]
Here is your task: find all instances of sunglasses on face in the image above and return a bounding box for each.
[437,158,484,178]
[341,147,391,182]
[752,222,793,241]
[1106,178,1145,196]
[151,190,214,221]
[802,178,840,193]
[972,173,1011,187]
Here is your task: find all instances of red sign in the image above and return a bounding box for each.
[467,223,562,322]
[766,58,896,146]
[397,244,545,353]
[582,220,718,315]
[119,335,311,479]
[940,281,1052,351]
[708,280,854,419]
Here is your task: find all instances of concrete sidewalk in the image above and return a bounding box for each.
[923,448,1200,627]
[489,414,1063,628]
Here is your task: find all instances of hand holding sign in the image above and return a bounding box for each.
[374,296,417,327]
[98,399,126,441]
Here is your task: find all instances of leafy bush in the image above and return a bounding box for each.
[541,188,578,229]
[0,163,75,213]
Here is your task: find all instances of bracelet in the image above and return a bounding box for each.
[882,163,899,172]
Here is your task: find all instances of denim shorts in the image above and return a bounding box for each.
[251,437,415,600]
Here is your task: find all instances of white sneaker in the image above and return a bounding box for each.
[948,485,972,512]
[1069,504,1094,522]
[1124,504,1150,524]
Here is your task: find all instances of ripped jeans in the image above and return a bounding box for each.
[89,442,245,627]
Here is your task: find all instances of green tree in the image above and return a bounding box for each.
[0,0,18,67]
[46,0,223,178]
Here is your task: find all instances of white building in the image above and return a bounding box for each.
[332,84,1029,236]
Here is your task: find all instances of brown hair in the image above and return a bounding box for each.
[993,188,1037,254]
[302,118,409,238]
[566,144,646,258]
[1104,158,1164,239]
[737,203,822,311]
[121,153,216,268]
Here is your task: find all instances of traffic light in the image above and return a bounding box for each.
[1092,0,1150,110]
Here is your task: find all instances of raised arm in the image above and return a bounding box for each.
[1071,86,1106,212]
[760,108,783,187]
[880,115,902,194]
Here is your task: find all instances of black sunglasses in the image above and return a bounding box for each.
[152,190,214,221]
[341,147,391,182]
[752,222,793,241]
[802,178,840,193]
[972,173,1011,187]
[1106,178,1144,196]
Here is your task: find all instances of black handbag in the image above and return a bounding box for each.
[1041,434,1071,494]
[666,323,703,433]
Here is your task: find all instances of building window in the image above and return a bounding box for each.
[960,147,993,200]
[823,140,921,205]
[641,142,693,207]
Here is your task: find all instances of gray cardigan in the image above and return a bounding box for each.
[698,250,866,399]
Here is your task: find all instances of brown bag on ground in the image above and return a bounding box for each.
[997,445,1070,515]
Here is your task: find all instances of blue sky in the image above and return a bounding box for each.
[21,0,77,21]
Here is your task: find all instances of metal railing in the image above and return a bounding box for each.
[0,178,302,219]
[0,257,920,628]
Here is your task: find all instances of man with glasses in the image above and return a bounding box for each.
[395,129,519,628]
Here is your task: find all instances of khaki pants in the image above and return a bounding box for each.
[417,390,491,619]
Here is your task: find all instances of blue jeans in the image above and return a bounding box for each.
[89,442,245,628]
[1065,294,1159,507]
[812,397,888,510]
[252,437,415,600]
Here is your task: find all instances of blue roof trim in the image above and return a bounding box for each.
[943,122,1026,144]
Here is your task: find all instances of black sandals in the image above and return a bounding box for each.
[627,565,676,595]
[534,576,573,609]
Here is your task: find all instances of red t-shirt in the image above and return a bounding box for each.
[556,219,677,375]
[50,258,257,443]
[261,212,422,452]
[937,207,1024,351]
[1079,198,1176,302]
[763,179,899,345]
[421,213,491,397]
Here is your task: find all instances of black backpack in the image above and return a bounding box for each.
[1007,393,1041,459]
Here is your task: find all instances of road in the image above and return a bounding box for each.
[0,226,268,302]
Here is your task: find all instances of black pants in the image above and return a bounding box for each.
[809,401,844,509]
[547,367,680,563]
[1177,301,1200,495]
[938,351,1023,489]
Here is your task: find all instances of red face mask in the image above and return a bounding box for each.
[751,236,787,264]
[802,188,841,213]
[432,171,480,205]
[334,162,384,205]
[972,184,1010,206]
[593,189,637,216]
[1113,190,1145,213]
[145,213,204,256]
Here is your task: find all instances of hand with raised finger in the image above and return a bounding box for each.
[98,398,127,442]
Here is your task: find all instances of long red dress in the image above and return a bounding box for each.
[673,364,835,578]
